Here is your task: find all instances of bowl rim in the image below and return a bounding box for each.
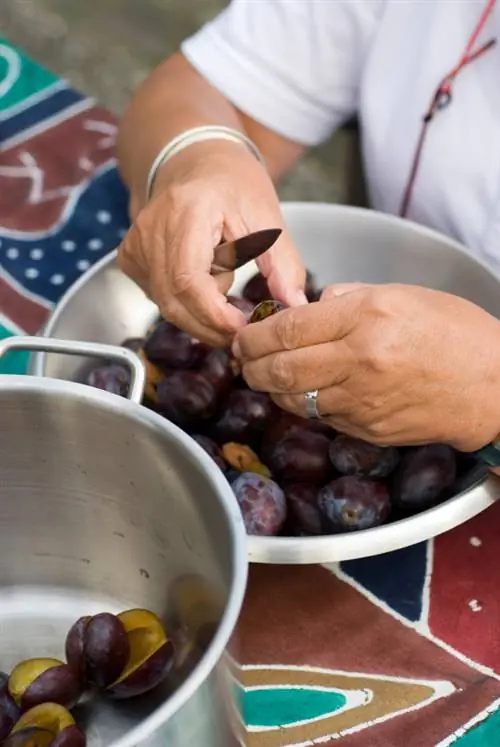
[0,376,249,747]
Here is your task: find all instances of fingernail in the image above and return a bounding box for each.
[232,339,242,359]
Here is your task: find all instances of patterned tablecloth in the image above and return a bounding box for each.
[1,38,499,747]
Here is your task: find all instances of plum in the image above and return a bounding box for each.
[65,613,130,688]
[8,659,82,712]
[156,371,219,429]
[249,300,286,324]
[211,390,274,446]
[267,431,333,483]
[231,472,287,535]
[263,412,333,451]
[318,476,391,532]
[329,434,399,478]
[144,320,207,370]
[5,703,85,747]
[192,435,227,471]
[227,295,254,320]
[391,444,456,513]
[106,609,174,699]
[0,681,20,741]
[285,483,323,535]
[243,271,318,305]
[199,347,235,398]
[85,364,130,397]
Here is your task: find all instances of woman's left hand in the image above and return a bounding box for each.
[233,283,500,451]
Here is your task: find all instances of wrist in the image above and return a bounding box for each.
[150,139,262,198]
[146,125,264,202]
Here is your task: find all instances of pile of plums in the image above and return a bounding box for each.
[81,271,478,538]
[0,608,179,747]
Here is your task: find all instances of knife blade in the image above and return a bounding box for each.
[210,228,282,276]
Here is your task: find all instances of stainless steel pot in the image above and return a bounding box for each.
[0,336,248,747]
[30,202,500,564]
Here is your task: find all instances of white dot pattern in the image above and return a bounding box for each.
[88,238,103,250]
[30,248,44,260]
[50,274,65,285]
[6,247,19,259]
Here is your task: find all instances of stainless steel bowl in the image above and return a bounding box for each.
[0,336,247,747]
[31,202,500,564]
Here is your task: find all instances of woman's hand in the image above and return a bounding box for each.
[233,283,500,451]
[117,140,306,347]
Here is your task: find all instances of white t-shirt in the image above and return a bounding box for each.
[181,0,500,270]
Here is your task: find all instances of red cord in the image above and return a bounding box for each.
[399,0,498,218]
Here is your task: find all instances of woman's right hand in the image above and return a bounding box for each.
[117,139,307,347]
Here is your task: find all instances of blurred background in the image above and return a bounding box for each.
[0,0,365,205]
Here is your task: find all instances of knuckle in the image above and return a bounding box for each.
[364,419,390,444]
[269,354,296,391]
[275,310,300,351]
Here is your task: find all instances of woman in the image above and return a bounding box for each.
[116,0,500,459]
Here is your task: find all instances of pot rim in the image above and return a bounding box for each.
[0,375,249,747]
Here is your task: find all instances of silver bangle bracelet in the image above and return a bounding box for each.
[145,125,265,202]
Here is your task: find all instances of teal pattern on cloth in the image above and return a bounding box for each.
[239,685,347,729]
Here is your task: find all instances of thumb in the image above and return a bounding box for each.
[256,230,308,307]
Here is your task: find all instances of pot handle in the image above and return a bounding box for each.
[0,336,146,404]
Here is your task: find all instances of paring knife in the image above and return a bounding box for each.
[210,228,282,276]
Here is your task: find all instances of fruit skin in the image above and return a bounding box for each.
[267,432,333,484]
[144,320,207,370]
[249,300,286,324]
[0,685,20,741]
[156,371,218,429]
[7,703,85,747]
[318,476,391,533]
[106,609,175,700]
[227,295,254,320]
[231,472,287,535]
[192,435,227,471]
[329,434,399,478]
[391,444,457,514]
[211,390,274,447]
[285,483,322,535]
[85,364,130,397]
[263,412,333,452]
[224,468,241,485]
[199,347,234,398]
[8,659,82,712]
[51,724,86,747]
[242,273,270,305]
[243,271,318,305]
[65,612,130,688]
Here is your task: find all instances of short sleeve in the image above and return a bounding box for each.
[181,0,385,147]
